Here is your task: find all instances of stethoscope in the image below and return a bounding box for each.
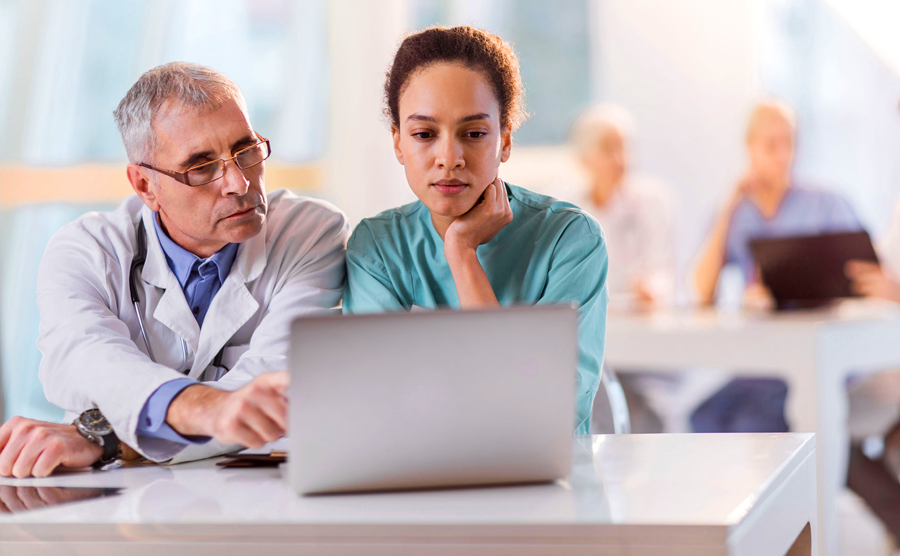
[129,217,225,376]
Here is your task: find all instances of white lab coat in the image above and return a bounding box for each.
[37,190,348,463]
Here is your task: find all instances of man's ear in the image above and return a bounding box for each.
[499,125,512,163]
[126,163,161,212]
[391,125,404,165]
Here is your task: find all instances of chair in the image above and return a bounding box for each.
[591,362,632,434]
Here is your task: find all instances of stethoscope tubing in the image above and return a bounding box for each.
[131,218,189,373]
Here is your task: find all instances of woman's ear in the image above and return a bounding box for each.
[391,125,405,165]
[126,164,162,212]
[499,125,512,163]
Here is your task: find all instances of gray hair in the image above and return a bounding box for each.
[113,62,248,163]
[569,103,636,158]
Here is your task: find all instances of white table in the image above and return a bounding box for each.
[606,300,900,556]
[0,434,816,555]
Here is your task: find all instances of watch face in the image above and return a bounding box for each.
[79,409,111,435]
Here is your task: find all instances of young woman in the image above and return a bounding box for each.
[342,26,609,434]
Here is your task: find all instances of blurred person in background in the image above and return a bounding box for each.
[693,100,862,307]
[844,196,900,541]
[690,100,863,433]
[570,104,676,311]
[570,104,676,433]
[846,197,900,304]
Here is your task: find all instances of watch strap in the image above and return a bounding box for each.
[96,430,120,467]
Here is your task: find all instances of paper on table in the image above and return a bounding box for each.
[237,437,289,456]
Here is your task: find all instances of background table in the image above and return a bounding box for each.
[605,300,900,556]
[0,433,816,555]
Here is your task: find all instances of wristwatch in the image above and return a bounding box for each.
[74,409,121,468]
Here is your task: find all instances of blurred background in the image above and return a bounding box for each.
[3,0,900,429]
[1,0,900,550]
[3,0,900,302]
[1,0,899,427]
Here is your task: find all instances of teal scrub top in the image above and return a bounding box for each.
[343,183,609,434]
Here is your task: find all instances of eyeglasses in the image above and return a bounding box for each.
[139,135,271,186]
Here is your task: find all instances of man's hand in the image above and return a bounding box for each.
[0,418,103,478]
[0,485,109,513]
[166,371,289,449]
[846,260,900,303]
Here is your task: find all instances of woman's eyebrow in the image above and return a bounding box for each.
[458,113,491,123]
[405,113,491,123]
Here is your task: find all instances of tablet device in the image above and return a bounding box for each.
[749,230,878,310]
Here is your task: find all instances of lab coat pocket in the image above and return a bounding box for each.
[219,344,251,372]
[204,344,251,381]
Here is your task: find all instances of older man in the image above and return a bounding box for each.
[0,62,347,477]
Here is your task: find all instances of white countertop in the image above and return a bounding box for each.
[605,300,899,556]
[0,433,812,530]
[608,298,900,332]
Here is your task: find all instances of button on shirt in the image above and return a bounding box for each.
[135,214,239,446]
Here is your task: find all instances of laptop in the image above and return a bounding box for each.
[749,230,879,310]
[287,305,578,495]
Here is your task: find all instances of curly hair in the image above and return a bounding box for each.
[384,26,528,131]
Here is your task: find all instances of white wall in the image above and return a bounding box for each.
[324,0,416,227]
[594,0,763,297]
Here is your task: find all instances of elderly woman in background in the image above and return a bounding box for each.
[571,104,677,433]
[570,104,676,311]
[690,100,863,433]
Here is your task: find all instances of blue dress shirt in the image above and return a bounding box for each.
[724,185,862,283]
[135,214,239,446]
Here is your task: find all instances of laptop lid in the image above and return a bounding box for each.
[288,305,578,494]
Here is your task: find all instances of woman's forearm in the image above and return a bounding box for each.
[445,245,500,309]
[693,208,735,305]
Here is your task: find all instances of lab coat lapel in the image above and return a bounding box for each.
[189,219,266,377]
[139,207,202,353]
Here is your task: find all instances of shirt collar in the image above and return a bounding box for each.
[153,213,239,289]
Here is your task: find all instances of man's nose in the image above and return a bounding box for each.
[220,159,251,196]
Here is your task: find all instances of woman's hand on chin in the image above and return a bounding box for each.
[443,178,511,309]
[444,178,513,254]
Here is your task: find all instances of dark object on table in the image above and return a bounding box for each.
[749,231,878,311]
[0,486,121,513]
[217,451,286,468]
